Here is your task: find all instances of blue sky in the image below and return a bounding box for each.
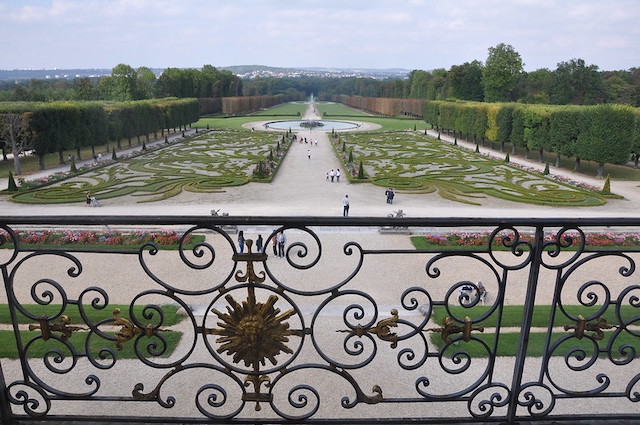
[1,0,638,72]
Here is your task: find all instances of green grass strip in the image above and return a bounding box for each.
[0,303,183,326]
[430,330,639,358]
[0,329,182,359]
[430,305,638,328]
[0,304,185,359]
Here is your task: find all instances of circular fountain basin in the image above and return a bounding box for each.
[265,120,361,131]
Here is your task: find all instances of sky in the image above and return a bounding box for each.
[1,0,639,72]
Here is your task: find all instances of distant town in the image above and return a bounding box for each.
[0,65,411,82]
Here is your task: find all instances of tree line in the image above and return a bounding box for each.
[0,98,199,172]
[0,64,242,102]
[1,44,638,107]
[338,95,639,177]
[424,100,640,177]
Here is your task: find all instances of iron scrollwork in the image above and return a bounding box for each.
[1,217,639,424]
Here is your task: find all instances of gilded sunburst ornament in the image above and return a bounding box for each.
[210,292,296,368]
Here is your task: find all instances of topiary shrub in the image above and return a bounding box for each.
[475,144,480,153]
[112,147,117,160]
[348,149,354,163]
[70,159,77,173]
[7,171,17,192]
[505,153,510,163]
[543,162,550,175]
[601,174,611,195]
[358,161,365,179]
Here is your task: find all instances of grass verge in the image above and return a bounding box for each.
[431,304,637,328]
[0,303,183,326]
[0,303,184,359]
[0,329,183,359]
[430,330,639,358]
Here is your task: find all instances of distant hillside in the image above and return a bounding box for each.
[0,65,410,81]
[0,68,112,81]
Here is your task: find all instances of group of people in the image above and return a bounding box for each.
[459,282,488,305]
[326,169,341,182]
[85,192,100,207]
[237,230,286,257]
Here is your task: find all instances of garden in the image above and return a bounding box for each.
[333,130,610,206]
[9,130,292,204]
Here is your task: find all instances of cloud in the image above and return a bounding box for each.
[0,0,637,71]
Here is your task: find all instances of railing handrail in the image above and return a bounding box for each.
[2,215,640,227]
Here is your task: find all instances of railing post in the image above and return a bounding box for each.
[0,359,10,425]
[0,264,10,425]
[506,225,545,423]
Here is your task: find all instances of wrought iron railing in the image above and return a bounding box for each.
[1,215,639,424]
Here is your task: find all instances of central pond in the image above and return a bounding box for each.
[264,120,361,131]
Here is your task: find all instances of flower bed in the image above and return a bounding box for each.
[413,231,640,250]
[0,229,199,249]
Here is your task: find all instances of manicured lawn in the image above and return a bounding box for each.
[0,329,183,359]
[0,303,182,326]
[0,303,185,359]
[249,103,307,116]
[430,330,639,358]
[430,304,638,328]
[316,103,372,116]
[428,304,640,357]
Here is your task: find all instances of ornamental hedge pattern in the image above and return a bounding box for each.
[338,130,606,206]
[10,130,291,204]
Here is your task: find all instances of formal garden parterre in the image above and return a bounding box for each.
[9,130,292,204]
[333,130,609,206]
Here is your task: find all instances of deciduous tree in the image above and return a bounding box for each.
[0,112,32,174]
[482,43,524,102]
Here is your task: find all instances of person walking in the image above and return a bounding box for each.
[277,231,287,257]
[342,195,350,217]
[336,169,341,182]
[330,169,335,182]
[238,230,245,253]
[385,188,395,204]
[272,236,278,256]
[256,234,264,252]
[307,150,311,159]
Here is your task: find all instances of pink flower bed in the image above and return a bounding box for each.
[0,229,190,247]
[422,231,640,248]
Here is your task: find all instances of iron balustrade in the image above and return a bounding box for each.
[0,215,639,424]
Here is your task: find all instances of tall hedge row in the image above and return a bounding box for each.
[0,98,199,169]
[198,94,304,116]
[424,100,639,175]
[340,96,424,118]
